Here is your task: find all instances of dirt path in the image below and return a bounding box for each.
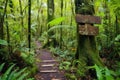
[34,41,66,80]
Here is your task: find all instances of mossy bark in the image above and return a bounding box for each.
[43,0,57,48]
[75,0,104,75]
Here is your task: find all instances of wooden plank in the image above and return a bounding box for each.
[40,70,57,73]
[52,78,61,80]
[75,14,101,24]
[41,64,54,67]
[42,60,57,62]
[79,24,99,36]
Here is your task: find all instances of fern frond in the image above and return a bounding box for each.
[2,64,15,80]
[8,69,17,80]
[0,63,5,72]
[17,72,28,80]
[11,68,27,80]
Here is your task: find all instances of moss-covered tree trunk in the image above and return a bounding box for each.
[0,0,8,40]
[115,15,119,36]
[44,0,58,48]
[0,14,4,40]
[60,0,63,49]
[47,0,54,23]
[47,0,54,46]
[75,0,104,75]
[0,0,8,43]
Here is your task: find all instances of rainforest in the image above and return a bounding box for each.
[0,0,120,80]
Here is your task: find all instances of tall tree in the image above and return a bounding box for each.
[19,0,24,28]
[75,0,104,76]
[70,0,74,26]
[28,0,31,51]
[0,0,8,40]
[115,15,119,36]
[103,0,110,45]
[46,0,56,47]
[60,0,63,48]
[6,14,11,56]
[47,0,54,23]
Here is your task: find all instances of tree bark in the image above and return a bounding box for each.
[28,0,31,51]
[6,14,11,58]
[0,0,8,40]
[103,0,109,46]
[36,0,42,38]
[45,0,56,47]
[60,0,63,49]
[75,0,104,76]
[115,15,119,36]
[47,0,54,23]
[19,0,24,28]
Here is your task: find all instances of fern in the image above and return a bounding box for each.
[2,64,15,80]
[94,64,104,80]
[89,64,115,80]
[0,63,34,80]
[10,68,27,80]
[8,69,17,80]
[105,67,114,80]
[17,73,28,80]
[0,63,5,72]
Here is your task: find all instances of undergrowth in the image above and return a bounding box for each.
[0,63,35,80]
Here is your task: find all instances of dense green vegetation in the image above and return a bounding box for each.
[0,0,120,80]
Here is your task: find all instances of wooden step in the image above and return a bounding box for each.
[52,78,61,80]
[40,70,58,73]
[40,66,57,70]
[42,60,58,62]
[41,64,55,67]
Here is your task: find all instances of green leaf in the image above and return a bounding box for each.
[11,68,27,80]
[115,35,120,41]
[2,64,15,80]
[48,25,73,32]
[105,67,114,80]
[0,63,5,72]
[94,64,104,80]
[47,17,65,27]
[8,69,17,80]
[0,39,8,45]
[17,73,28,80]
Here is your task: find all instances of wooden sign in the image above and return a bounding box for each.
[75,14,101,24]
[79,24,99,36]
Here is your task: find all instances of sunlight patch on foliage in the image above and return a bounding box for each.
[47,17,65,26]
[0,39,8,45]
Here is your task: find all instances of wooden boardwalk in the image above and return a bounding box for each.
[35,41,66,80]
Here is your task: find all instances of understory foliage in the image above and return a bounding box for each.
[0,0,120,79]
[46,0,120,79]
[0,63,34,80]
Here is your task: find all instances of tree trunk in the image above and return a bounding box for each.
[47,0,54,23]
[70,0,74,26]
[0,0,8,40]
[6,14,11,58]
[9,0,16,20]
[19,0,24,28]
[60,0,63,49]
[44,0,56,47]
[103,0,109,46]
[75,0,104,76]
[115,15,119,36]
[36,0,42,38]
[28,0,31,51]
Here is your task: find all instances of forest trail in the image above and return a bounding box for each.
[34,41,66,80]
